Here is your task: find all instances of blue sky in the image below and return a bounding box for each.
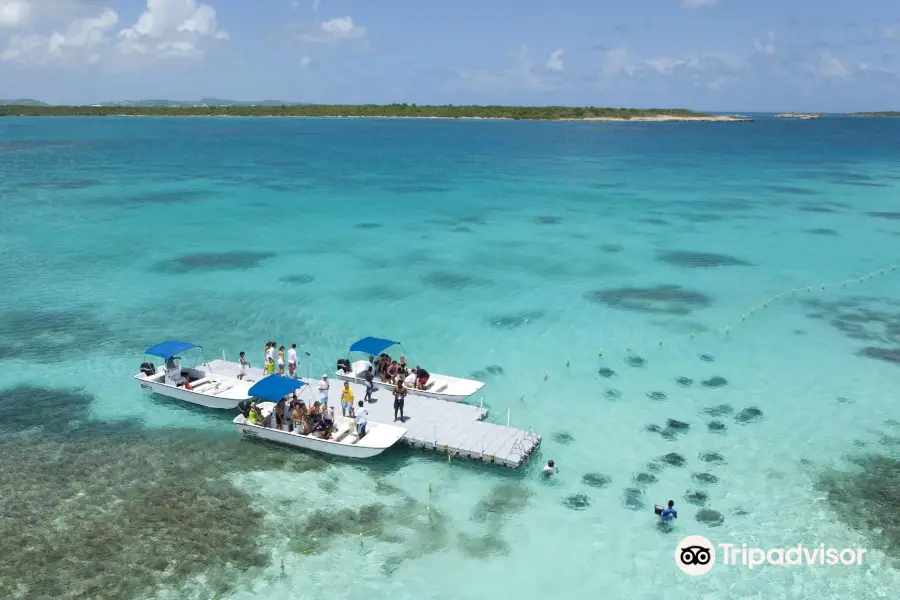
[1,0,898,111]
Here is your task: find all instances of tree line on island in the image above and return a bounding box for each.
[0,103,712,120]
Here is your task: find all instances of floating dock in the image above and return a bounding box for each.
[201,359,542,469]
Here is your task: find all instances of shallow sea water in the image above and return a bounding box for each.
[1,115,899,599]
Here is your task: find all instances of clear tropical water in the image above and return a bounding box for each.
[1,115,899,599]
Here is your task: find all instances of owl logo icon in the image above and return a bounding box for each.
[675,536,716,575]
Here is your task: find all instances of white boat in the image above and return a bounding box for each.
[134,340,253,410]
[232,375,407,459]
[334,336,485,403]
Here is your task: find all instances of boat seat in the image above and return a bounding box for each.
[332,423,352,442]
[186,377,212,389]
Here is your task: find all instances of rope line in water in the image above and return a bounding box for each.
[518,264,900,397]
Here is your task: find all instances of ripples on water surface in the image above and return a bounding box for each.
[1,116,899,599]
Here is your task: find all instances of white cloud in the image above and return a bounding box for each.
[816,50,850,79]
[295,16,365,44]
[602,48,635,75]
[2,8,118,64]
[300,54,310,66]
[753,31,776,55]
[1,0,229,66]
[455,44,550,92]
[545,48,564,72]
[599,47,739,90]
[681,0,717,8]
[0,1,31,28]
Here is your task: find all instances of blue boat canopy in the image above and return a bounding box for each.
[348,336,399,356]
[145,341,199,360]
[248,375,307,402]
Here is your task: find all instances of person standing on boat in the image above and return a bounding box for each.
[355,400,368,437]
[341,381,355,417]
[317,375,330,411]
[274,397,285,430]
[288,344,298,378]
[277,346,286,376]
[393,377,407,422]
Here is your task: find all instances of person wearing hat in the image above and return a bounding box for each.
[317,374,330,412]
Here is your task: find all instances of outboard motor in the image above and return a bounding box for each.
[237,400,252,418]
[336,358,351,374]
[140,362,156,376]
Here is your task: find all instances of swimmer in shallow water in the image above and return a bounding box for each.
[542,460,558,476]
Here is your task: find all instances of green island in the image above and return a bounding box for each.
[0,103,752,121]
[848,111,900,117]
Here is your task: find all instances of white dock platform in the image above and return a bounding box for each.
[200,359,541,469]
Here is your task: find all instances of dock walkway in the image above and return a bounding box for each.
[202,359,541,469]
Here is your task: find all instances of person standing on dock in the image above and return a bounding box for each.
[277,346,286,376]
[238,351,249,380]
[392,377,407,422]
[317,374,330,411]
[287,344,298,378]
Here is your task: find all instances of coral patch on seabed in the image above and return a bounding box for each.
[656,250,754,268]
[585,285,713,316]
[150,251,276,273]
[0,385,331,600]
[818,454,900,559]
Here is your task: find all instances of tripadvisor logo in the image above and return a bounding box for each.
[675,536,867,575]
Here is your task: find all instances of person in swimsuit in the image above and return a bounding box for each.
[293,402,308,434]
[277,346,285,375]
[393,378,407,421]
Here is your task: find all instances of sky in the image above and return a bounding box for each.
[0,0,898,111]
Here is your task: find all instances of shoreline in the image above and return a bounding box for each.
[2,113,753,122]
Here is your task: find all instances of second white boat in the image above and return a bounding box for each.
[232,375,407,459]
[335,336,485,403]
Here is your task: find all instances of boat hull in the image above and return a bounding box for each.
[134,374,248,409]
[233,415,406,459]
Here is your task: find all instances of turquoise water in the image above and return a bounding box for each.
[1,115,899,599]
